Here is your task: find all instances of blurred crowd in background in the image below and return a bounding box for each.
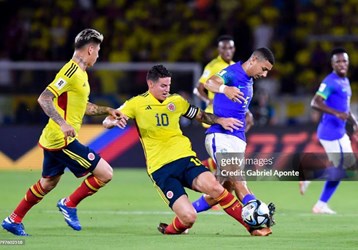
[0,0,358,126]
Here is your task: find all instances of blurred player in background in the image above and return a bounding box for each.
[2,29,126,236]
[193,35,254,171]
[300,48,358,214]
[192,48,276,229]
[103,64,271,236]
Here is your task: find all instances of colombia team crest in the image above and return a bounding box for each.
[167,103,175,111]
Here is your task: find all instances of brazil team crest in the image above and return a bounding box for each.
[167,103,175,111]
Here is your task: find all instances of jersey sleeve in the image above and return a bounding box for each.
[47,63,78,97]
[316,82,331,100]
[198,65,212,84]
[215,65,235,86]
[118,97,137,119]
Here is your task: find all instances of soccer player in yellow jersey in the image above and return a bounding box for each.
[103,65,271,236]
[194,35,236,117]
[2,29,126,236]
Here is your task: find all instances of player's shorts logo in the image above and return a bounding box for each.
[167,103,175,111]
[88,153,95,161]
[166,191,174,199]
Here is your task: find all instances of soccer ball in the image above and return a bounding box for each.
[241,200,270,228]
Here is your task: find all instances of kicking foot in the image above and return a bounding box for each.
[57,198,82,231]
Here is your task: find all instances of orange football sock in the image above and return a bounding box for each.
[216,189,250,231]
[165,217,191,234]
[11,180,48,223]
[65,175,105,207]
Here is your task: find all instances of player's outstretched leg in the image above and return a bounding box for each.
[1,178,55,236]
[2,217,29,236]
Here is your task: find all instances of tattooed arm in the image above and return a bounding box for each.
[86,102,127,119]
[38,89,76,138]
[195,109,243,132]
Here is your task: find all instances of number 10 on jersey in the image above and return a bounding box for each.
[155,113,169,126]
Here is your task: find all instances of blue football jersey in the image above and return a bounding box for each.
[206,62,253,141]
[316,72,351,140]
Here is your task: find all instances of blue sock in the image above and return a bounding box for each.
[319,181,340,202]
[242,194,256,205]
[192,195,211,213]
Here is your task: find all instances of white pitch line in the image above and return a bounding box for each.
[43,210,226,215]
[43,210,358,217]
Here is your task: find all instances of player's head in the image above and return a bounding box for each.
[147,65,172,101]
[74,28,104,67]
[330,47,349,77]
[217,35,235,63]
[245,47,275,79]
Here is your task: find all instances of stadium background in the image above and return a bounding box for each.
[0,0,358,169]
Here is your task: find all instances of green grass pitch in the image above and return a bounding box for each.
[0,169,357,249]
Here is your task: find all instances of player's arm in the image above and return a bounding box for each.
[183,105,243,132]
[311,94,348,120]
[245,110,254,132]
[205,75,245,103]
[38,89,76,139]
[86,102,127,119]
[193,82,211,105]
[348,111,358,139]
[196,109,243,132]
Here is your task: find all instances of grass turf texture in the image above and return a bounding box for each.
[0,169,357,249]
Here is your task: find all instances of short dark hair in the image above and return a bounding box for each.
[74,28,104,49]
[217,35,234,44]
[331,47,348,58]
[146,65,172,82]
[254,47,275,65]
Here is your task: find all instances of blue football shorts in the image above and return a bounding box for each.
[42,139,101,178]
[150,156,209,208]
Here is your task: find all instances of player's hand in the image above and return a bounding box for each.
[108,109,128,128]
[60,122,76,140]
[109,108,128,121]
[217,117,243,132]
[334,111,349,121]
[103,115,127,129]
[223,86,246,103]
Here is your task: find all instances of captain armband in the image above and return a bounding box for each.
[183,105,199,120]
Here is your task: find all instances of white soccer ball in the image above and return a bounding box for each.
[241,200,270,228]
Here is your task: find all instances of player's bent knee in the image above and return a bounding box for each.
[179,210,197,226]
[209,182,225,197]
[93,159,113,183]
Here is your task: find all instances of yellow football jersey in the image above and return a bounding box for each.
[119,92,199,174]
[39,60,90,149]
[198,56,234,127]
